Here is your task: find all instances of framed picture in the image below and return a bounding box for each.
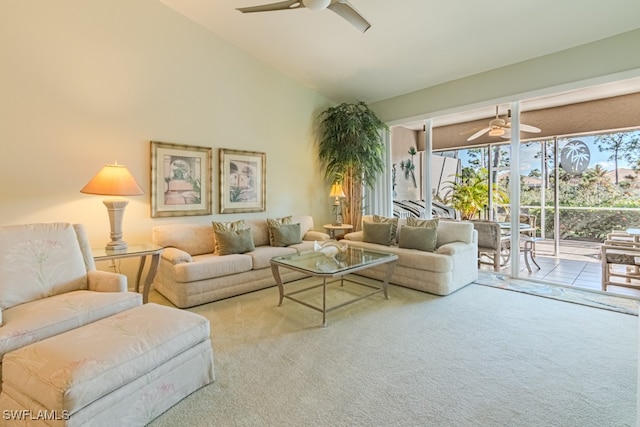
[150,141,212,217]
[219,148,266,213]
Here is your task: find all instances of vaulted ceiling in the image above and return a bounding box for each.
[159,0,640,130]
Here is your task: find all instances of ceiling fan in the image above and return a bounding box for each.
[236,0,371,33]
[466,106,541,141]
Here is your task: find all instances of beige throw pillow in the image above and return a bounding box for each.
[407,217,439,229]
[398,225,437,252]
[213,228,255,255]
[362,222,393,246]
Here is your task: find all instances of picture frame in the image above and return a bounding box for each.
[150,141,212,217]
[219,148,266,213]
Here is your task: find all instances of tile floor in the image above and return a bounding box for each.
[479,238,640,298]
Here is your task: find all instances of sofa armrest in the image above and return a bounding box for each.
[435,241,476,256]
[304,230,330,241]
[87,270,128,292]
[344,231,364,242]
[162,247,193,264]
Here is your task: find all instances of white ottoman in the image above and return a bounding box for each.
[0,303,214,426]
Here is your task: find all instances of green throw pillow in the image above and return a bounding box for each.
[398,225,437,252]
[269,223,302,247]
[213,228,255,255]
[267,216,293,246]
[212,220,247,254]
[362,221,393,246]
[373,215,398,244]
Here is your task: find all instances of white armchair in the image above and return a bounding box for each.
[0,222,141,387]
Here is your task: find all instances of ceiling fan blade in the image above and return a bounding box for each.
[328,0,371,32]
[467,127,491,141]
[520,123,541,133]
[237,0,302,13]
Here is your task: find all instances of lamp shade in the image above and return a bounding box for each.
[81,163,144,196]
[329,183,345,198]
[302,0,331,11]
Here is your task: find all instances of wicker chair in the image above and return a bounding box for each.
[601,239,640,291]
[471,220,510,272]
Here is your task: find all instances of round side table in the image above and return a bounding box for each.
[323,224,353,240]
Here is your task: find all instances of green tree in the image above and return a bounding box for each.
[595,132,640,184]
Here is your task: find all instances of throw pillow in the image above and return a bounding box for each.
[270,223,302,247]
[398,225,437,252]
[267,216,293,246]
[407,217,439,229]
[212,220,247,255]
[372,215,399,244]
[362,221,393,246]
[213,228,255,255]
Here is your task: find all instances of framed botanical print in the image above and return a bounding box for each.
[219,148,266,213]
[150,141,212,217]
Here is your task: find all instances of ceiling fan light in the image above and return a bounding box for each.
[489,128,505,137]
[302,0,331,11]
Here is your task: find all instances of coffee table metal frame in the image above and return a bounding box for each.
[270,248,398,326]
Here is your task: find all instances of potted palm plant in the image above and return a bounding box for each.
[318,101,389,230]
[443,168,509,220]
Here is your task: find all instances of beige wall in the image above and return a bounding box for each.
[372,28,640,127]
[0,0,333,282]
[0,1,335,267]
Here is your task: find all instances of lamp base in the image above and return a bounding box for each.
[103,198,130,253]
[105,241,128,252]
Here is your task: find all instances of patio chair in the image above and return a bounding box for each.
[601,239,640,291]
[471,220,510,272]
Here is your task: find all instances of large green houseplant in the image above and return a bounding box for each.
[318,101,389,230]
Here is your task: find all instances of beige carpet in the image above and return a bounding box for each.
[148,278,637,427]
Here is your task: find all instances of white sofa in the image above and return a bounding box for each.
[343,216,478,295]
[0,223,142,388]
[152,215,329,308]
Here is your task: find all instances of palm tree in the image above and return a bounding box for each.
[318,102,389,230]
[443,168,509,220]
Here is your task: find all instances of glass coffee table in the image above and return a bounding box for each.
[270,247,398,326]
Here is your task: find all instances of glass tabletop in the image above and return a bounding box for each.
[271,247,397,275]
[92,243,164,259]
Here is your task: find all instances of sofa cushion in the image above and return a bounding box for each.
[0,290,141,359]
[174,253,253,282]
[213,220,248,255]
[213,228,255,255]
[249,246,297,269]
[153,224,215,256]
[398,225,437,252]
[270,223,302,247]
[437,220,474,246]
[363,222,393,246]
[0,223,89,310]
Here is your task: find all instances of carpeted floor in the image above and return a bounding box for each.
[148,278,638,427]
[475,271,640,316]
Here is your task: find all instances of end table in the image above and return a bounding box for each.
[92,244,163,304]
[323,224,353,240]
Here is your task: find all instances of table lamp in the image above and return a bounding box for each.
[81,162,144,251]
[329,183,345,226]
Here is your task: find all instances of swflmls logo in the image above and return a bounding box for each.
[3,410,70,421]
